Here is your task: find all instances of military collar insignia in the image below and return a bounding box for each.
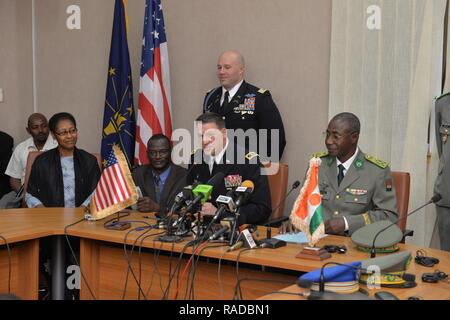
[354,159,364,170]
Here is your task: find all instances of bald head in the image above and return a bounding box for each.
[26,113,49,147]
[27,113,47,127]
[217,50,245,90]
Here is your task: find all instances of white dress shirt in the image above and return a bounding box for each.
[220,80,243,106]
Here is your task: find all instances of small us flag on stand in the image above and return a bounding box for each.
[89,145,138,220]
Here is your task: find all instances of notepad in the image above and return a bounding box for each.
[273,232,328,244]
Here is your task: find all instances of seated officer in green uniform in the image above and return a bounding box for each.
[282,112,398,235]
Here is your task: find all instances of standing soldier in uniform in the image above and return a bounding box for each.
[203,50,286,160]
[434,93,450,251]
[281,112,398,235]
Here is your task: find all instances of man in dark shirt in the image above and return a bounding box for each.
[0,131,13,199]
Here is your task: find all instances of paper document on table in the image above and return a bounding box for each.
[273,232,328,244]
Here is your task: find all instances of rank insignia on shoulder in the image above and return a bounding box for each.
[365,154,388,169]
[312,151,328,158]
[245,151,259,160]
[257,88,267,94]
[191,149,198,156]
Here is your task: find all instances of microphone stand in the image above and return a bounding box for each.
[369,195,440,258]
[229,208,240,246]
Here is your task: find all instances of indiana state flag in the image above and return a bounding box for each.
[290,157,325,246]
[101,0,136,169]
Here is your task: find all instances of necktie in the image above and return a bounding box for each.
[221,91,229,108]
[337,164,345,186]
[154,174,161,203]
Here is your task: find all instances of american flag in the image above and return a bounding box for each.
[90,145,138,220]
[135,0,173,165]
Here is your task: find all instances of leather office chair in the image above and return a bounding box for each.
[22,151,102,207]
[391,171,412,241]
[264,162,289,221]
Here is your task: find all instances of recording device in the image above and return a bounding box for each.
[421,270,448,283]
[368,194,441,258]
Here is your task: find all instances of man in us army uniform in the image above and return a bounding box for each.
[203,50,286,160]
[282,112,398,235]
[187,112,272,225]
[434,93,450,251]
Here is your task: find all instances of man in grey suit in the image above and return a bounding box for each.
[132,134,187,218]
[282,112,398,235]
[434,93,450,251]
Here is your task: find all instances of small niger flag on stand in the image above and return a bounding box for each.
[89,145,138,220]
[290,157,325,247]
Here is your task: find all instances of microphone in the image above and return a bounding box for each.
[234,180,254,209]
[209,225,229,241]
[170,183,199,214]
[227,227,258,251]
[369,194,441,258]
[184,172,225,213]
[258,180,301,248]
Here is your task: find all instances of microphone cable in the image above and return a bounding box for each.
[120,222,155,300]
[186,242,229,300]
[135,229,167,300]
[0,235,11,294]
[63,217,96,300]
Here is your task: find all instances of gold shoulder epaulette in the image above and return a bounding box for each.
[245,151,259,160]
[312,151,328,158]
[258,88,267,94]
[191,149,198,156]
[365,154,388,169]
[436,91,450,100]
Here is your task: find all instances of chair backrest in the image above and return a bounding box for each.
[22,151,102,207]
[264,162,289,221]
[391,171,410,231]
[22,151,42,207]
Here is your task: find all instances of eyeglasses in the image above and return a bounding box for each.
[55,128,78,137]
[148,149,170,157]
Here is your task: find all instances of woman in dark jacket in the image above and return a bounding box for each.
[26,112,100,208]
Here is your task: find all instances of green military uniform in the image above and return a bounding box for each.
[434,92,450,251]
[313,149,398,234]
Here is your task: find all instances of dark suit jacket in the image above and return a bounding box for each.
[132,164,187,216]
[203,81,286,159]
[0,132,13,198]
[187,144,272,225]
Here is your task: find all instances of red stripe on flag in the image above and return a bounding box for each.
[153,48,172,137]
[112,164,127,200]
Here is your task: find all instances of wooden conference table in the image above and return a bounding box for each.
[1,208,449,300]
